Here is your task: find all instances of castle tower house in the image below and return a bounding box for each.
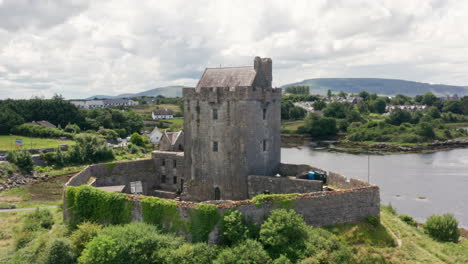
[182,57,281,201]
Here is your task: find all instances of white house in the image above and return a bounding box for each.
[149,127,163,143]
[152,108,174,120]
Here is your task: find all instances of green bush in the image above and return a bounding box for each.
[220,209,250,245]
[78,223,184,264]
[66,186,132,226]
[130,132,145,147]
[43,238,76,264]
[160,243,218,264]
[22,208,54,232]
[190,204,221,242]
[259,209,308,262]
[64,123,81,133]
[366,215,380,227]
[6,149,33,174]
[398,214,418,227]
[11,124,72,139]
[70,221,103,254]
[214,239,272,264]
[424,214,460,242]
[303,228,352,264]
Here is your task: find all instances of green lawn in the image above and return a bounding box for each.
[281,120,305,134]
[0,135,75,151]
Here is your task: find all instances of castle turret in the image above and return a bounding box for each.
[182,57,281,201]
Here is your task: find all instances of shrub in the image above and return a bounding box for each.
[78,223,184,264]
[43,238,76,264]
[67,134,115,164]
[130,132,145,147]
[303,228,352,264]
[366,215,380,227]
[214,239,272,264]
[22,208,54,232]
[6,149,33,174]
[220,209,250,245]
[424,214,460,242]
[273,255,293,264]
[259,209,308,262]
[64,123,81,133]
[160,243,218,264]
[398,214,418,227]
[70,221,103,254]
[12,124,72,138]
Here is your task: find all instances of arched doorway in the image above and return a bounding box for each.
[214,187,221,200]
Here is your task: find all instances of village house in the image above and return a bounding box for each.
[152,108,174,120]
[148,127,163,143]
[70,99,138,109]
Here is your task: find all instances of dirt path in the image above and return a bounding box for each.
[0,205,57,213]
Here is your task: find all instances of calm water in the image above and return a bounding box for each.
[281,145,468,228]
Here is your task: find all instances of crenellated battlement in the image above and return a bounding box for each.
[183,86,281,103]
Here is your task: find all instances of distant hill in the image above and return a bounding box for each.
[85,86,186,100]
[281,78,468,96]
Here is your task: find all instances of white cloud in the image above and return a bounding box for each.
[0,0,467,99]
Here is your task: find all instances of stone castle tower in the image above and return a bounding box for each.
[182,57,282,201]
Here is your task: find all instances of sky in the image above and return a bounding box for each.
[1,0,468,99]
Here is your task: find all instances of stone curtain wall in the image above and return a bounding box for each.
[65,159,157,195]
[247,175,323,198]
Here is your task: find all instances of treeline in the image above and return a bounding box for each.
[285,85,310,95]
[0,96,144,136]
[295,92,468,142]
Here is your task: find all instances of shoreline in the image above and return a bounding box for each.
[281,134,468,154]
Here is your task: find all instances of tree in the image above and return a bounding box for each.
[337,91,347,98]
[285,85,310,95]
[130,132,145,147]
[0,107,25,134]
[44,238,76,264]
[312,100,326,111]
[6,149,33,174]
[358,91,370,101]
[259,209,308,261]
[64,123,81,133]
[442,100,463,114]
[427,106,441,119]
[327,89,332,99]
[220,210,250,246]
[357,101,369,114]
[323,102,352,119]
[421,92,438,106]
[302,114,337,138]
[416,122,435,139]
[370,98,386,114]
[462,96,468,114]
[387,109,412,126]
[214,239,271,264]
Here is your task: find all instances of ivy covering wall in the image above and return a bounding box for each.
[190,204,221,242]
[66,186,132,226]
[141,196,185,232]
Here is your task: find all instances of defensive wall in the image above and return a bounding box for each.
[64,160,380,243]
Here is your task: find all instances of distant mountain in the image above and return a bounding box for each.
[281,78,468,96]
[85,86,186,100]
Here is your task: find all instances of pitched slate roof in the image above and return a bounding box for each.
[153,108,174,115]
[196,66,256,89]
[23,120,56,128]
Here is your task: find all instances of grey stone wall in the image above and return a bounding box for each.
[152,151,185,193]
[66,159,157,195]
[183,86,282,201]
[247,175,322,198]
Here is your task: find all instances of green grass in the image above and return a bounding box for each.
[132,104,182,120]
[0,174,71,209]
[281,120,305,134]
[344,206,468,263]
[0,135,75,151]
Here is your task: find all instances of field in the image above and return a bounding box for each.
[132,104,182,120]
[0,135,75,151]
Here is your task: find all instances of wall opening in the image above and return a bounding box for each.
[213,108,218,120]
[263,108,266,120]
[161,175,166,184]
[162,159,166,166]
[173,176,177,184]
[214,187,221,200]
[173,160,177,168]
[263,139,267,152]
[213,141,218,152]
